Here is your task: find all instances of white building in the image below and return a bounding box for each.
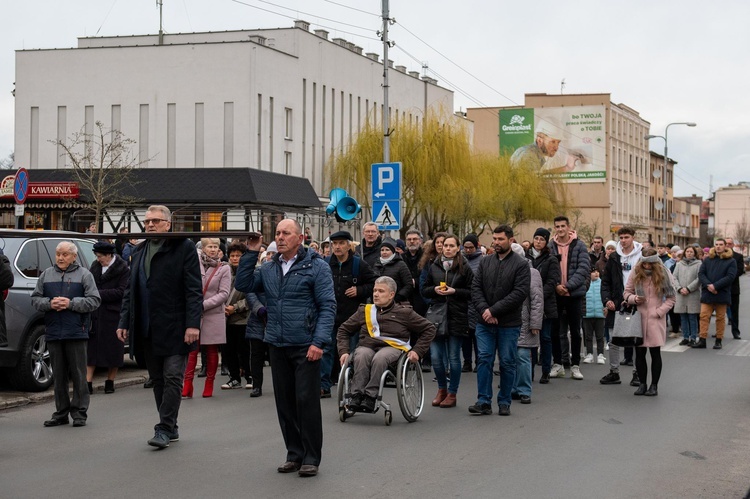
[11,21,454,234]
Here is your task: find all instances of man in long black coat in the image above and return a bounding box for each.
[117,205,203,449]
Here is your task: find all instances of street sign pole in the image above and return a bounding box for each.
[13,168,30,230]
[371,162,402,234]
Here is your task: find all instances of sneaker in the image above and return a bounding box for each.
[679,339,690,346]
[72,418,86,427]
[605,343,609,351]
[360,395,376,413]
[519,395,531,404]
[461,362,472,373]
[165,430,180,442]
[468,403,492,415]
[221,379,242,390]
[245,378,253,389]
[597,354,606,365]
[148,432,170,449]
[691,338,707,349]
[498,404,511,416]
[600,371,621,385]
[713,339,723,350]
[539,372,550,384]
[582,353,594,364]
[629,372,640,387]
[571,365,583,380]
[550,364,565,378]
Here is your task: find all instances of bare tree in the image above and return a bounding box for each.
[0,152,13,170]
[51,122,145,229]
[734,212,750,256]
[570,208,601,246]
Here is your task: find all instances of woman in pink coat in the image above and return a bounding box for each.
[182,238,231,398]
[623,248,676,397]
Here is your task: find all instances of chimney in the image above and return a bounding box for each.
[352,45,363,55]
[395,65,406,73]
[248,35,266,46]
[313,29,329,40]
[346,42,355,51]
[332,37,348,47]
[387,59,394,68]
[366,52,379,62]
[408,71,420,78]
[294,20,310,31]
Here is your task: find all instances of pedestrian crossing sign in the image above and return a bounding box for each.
[372,200,400,230]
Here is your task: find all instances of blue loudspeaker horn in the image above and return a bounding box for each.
[326,188,361,222]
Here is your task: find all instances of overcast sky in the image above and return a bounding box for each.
[2,0,748,197]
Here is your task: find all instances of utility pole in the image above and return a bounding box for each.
[381,0,391,163]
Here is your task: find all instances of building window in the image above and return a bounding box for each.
[285,107,293,140]
[285,151,292,175]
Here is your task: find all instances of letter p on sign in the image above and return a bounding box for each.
[378,167,393,190]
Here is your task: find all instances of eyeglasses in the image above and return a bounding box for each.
[144,218,168,225]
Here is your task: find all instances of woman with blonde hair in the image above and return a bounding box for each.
[182,238,231,398]
[622,248,676,396]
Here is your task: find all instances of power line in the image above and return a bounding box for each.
[674,173,709,195]
[252,0,374,33]
[323,0,379,17]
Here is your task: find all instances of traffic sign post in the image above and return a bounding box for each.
[13,168,29,229]
[371,162,402,231]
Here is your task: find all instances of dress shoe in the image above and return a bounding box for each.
[629,372,640,387]
[692,338,707,349]
[143,378,155,389]
[732,332,741,340]
[520,395,531,404]
[439,393,457,408]
[249,388,263,398]
[539,372,550,384]
[679,339,690,346]
[645,384,658,396]
[360,395,376,413]
[72,419,86,427]
[634,383,647,396]
[104,380,115,394]
[277,461,301,473]
[43,418,69,427]
[348,393,364,411]
[713,339,722,349]
[432,388,448,406]
[498,404,511,416]
[87,382,94,394]
[298,465,318,477]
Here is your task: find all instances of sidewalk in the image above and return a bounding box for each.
[0,358,148,411]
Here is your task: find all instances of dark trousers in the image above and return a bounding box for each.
[556,296,583,366]
[730,293,741,335]
[249,338,268,390]
[269,345,323,466]
[225,324,251,382]
[48,339,89,421]
[461,328,478,366]
[668,309,681,333]
[143,340,187,433]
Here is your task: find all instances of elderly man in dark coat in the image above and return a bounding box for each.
[86,241,130,394]
[117,205,203,449]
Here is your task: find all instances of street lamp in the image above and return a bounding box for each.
[645,122,697,243]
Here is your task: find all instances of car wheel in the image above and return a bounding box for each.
[8,325,54,392]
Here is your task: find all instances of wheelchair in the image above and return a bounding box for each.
[336,350,424,425]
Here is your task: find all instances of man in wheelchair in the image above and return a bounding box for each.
[337,276,435,413]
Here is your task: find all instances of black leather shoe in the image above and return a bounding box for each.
[277,461,301,473]
[249,388,262,398]
[461,363,472,373]
[600,371,621,385]
[634,383,647,396]
[713,339,722,349]
[143,378,155,389]
[732,332,741,340]
[629,373,640,387]
[348,393,364,411]
[520,395,531,404]
[298,464,318,477]
[692,338,707,349]
[468,403,492,415]
[360,395,376,413]
[43,418,69,427]
[72,419,86,427]
[87,382,94,394]
[196,366,207,378]
[539,372,550,384]
[645,384,658,396]
[104,380,115,394]
[498,404,511,416]
[679,339,690,346]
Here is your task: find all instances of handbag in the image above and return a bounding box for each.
[425,301,448,337]
[610,303,644,347]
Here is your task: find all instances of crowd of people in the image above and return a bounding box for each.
[35,208,745,476]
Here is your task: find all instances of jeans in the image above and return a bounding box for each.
[681,313,699,341]
[539,318,554,374]
[430,336,463,393]
[143,341,187,434]
[513,347,532,397]
[269,345,323,466]
[48,339,89,421]
[475,323,520,407]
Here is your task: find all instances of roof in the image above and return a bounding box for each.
[26,168,321,210]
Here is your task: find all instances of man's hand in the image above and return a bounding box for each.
[707,284,717,294]
[184,327,200,344]
[51,296,71,311]
[339,353,350,366]
[116,328,128,343]
[407,351,419,363]
[344,286,358,298]
[307,345,323,361]
[481,309,494,323]
[606,300,616,311]
[246,234,263,252]
[531,329,540,335]
[556,284,568,296]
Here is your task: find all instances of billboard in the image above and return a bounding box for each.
[500,106,607,183]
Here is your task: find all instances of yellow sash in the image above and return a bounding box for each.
[364,304,411,352]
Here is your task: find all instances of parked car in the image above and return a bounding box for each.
[0,231,100,391]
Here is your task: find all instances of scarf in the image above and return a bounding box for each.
[441,256,454,271]
[379,253,396,265]
[200,250,221,268]
[530,247,541,258]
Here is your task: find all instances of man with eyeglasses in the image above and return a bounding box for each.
[117,205,203,449]
[600,226,642,386]
[355,222,383,268]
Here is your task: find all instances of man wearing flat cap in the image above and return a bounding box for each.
[319,230,378,398]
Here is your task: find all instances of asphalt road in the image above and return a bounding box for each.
[2,288,750,498]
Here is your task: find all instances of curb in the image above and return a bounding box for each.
[0,373,149,411]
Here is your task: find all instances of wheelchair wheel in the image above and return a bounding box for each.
[337,364,353,422]
[395,353,424,422]
[384,410,392,426]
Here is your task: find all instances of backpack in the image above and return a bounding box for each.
[326,255,361,284]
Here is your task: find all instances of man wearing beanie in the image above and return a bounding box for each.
[528,227,560,384]
[319,231,378,398]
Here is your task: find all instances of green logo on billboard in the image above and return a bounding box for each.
[499,108,535,155]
